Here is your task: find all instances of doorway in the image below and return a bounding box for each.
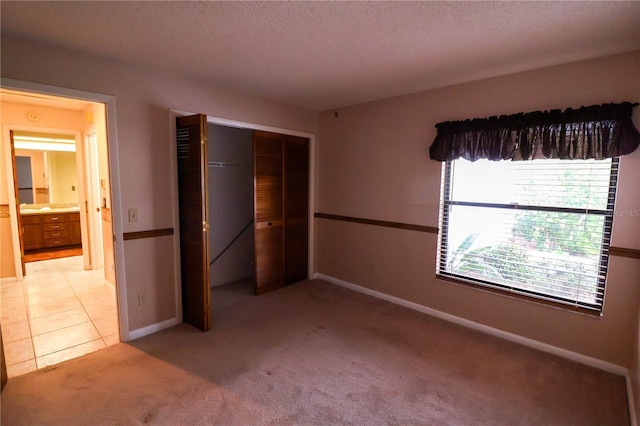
[207,124,256,315]
[14,155,34,204]
[208,124,255,291]
[12,130,84,263]
[174,113,314,332]
[1,89,120,377]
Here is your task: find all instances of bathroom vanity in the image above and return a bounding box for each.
[20,204,81,251]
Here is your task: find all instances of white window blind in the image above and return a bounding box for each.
[437,158,618,313]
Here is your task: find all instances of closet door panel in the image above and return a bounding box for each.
[284,220,307,284]
[284,136,309,285]
[254,131,284,294]
[255,180,282,223]
[176,114,211,332]
[255,223,284,294]
[254,132,283,223]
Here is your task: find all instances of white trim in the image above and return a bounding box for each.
[0,277,18,285]
[104,98,130,342]
[168,110,183,323]
[83,131,104,270]
[128,316,181,340]
[314,272,628,376]
[1,125,22,282]
[1,78,115,104]
[627,372,638,426]
[1,78,130,342]
[73,130,92,271]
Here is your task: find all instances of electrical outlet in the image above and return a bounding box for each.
[128,208,138,222]
[138,293,147,306]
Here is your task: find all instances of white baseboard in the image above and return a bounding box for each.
[0,277,18,285]
[126,316,181,341]
[627,372,638,426]
[313,273,628,377]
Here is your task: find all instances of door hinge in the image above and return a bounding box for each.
[202,221,209,232]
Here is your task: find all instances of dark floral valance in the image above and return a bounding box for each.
[429,102,640,162]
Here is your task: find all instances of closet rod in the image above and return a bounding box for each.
[207,161,251,168]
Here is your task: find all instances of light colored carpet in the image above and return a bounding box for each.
[0,279,629,425]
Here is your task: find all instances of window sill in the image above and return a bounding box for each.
[435,273,603,318]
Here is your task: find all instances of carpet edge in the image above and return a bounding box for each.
[313,273,628,376]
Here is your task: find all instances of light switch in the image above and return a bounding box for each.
[128,208,138,222]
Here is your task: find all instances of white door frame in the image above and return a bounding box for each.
[85,131,104,269]
[75,129,92,270]
[1,77,130,341]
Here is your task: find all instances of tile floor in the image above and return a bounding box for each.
[1,255,119,377]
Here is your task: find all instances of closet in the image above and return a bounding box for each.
[176,115,309,331]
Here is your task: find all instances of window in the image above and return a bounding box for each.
[437,158,618,314]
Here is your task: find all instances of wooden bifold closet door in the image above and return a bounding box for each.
[253,131,309,295]
[254,131,284,294]
[283,135,310,285]
[176,114,211,332]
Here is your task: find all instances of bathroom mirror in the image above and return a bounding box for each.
[13,132,79,207]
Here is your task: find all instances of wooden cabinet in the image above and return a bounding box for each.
[43,214,69,248]
[20,212,81,252]
[253,131,309,295]
[69,214,81,245]
[22,215,44,251]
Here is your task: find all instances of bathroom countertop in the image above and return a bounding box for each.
[20,205,80,215]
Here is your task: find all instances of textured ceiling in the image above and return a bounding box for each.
[1,1,639,111]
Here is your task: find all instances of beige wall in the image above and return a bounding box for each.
[101,211,115,286]
[0,207,13,278]
[633,304,640,422]
[316,51,640,367]
[1,36,318,332]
